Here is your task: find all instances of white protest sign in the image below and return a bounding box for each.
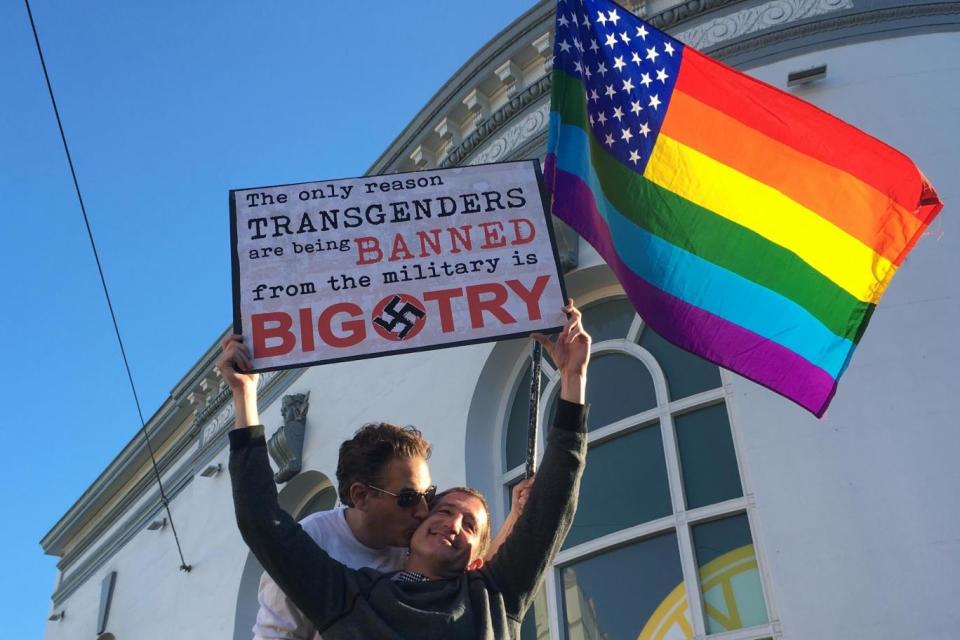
[230,160,567,371]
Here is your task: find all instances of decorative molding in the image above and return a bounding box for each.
[368,1,555,174]
[495,59,525,99]
[674,0,855,49]
[467,102,550,166]
[441,74,551,168]
[463,88,491,131]
[531,31,554,75]
[647,0,742,31]
[268,392,310,484]
[708,2,960,59]
[199,369,281,448]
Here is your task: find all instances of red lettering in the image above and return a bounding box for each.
[416,228,443,257]
[507,275,550,321]
[299,308,315,352]
[466,283,515,328]
[478,221,507,249]
[509,218,536,245]
[318,303,365,347]
[447,225,473,254]
[251,312,295,357]
[423,288,464,333]
[354,237,383,265]
[388,233,415,261]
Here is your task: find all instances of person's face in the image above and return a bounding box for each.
[361,456,432,547]
[409,491,489,576]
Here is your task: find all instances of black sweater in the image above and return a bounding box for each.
[230,400,587,639]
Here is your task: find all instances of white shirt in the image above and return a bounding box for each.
[253,507,408,639]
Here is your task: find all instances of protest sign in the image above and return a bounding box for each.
[231,160,568,372]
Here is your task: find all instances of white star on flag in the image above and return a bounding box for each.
[608,9,620,25]
[646,46,659,62]
[613,55,626,72]
[629,149,641,164]
[656,68,669,83]
[649,94,661,109]
[621,127,634,143]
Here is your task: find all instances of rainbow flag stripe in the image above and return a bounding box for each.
[545,0,942,416]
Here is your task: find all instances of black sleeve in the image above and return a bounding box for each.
[484,400,588,617]
[229,426,354,630]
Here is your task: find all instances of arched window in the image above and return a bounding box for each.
[500,297,774,639]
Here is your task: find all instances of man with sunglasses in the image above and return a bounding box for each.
[218,337,531,640]
[226,301,590,639]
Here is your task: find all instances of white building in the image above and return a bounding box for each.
[41,1,959,639]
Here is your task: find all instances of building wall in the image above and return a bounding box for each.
[43,3,959,639]
[729,32,960,639]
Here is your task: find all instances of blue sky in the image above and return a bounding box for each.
[0,1,535,635]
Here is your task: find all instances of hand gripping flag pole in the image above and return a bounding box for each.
[525,341,543,478]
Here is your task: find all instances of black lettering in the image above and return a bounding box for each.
[506,187,527,208]
[248,218,269,240]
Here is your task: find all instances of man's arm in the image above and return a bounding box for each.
[484,478,533,561]
[219,336,353,633]
[484,302,591,616]
[215,337,318,640]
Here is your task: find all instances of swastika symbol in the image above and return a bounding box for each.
[372,295,426,341]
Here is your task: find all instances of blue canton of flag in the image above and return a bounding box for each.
[552,0,683,174]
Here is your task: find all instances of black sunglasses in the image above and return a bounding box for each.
[365,483,437,508]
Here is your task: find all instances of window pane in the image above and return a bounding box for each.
[562,532,691,640]
[564,425,671,548]
[692,514,769,634]
[675,404,743,509]
[638,326,722,400]
[582,298,636,343]
[585,354,657,430]
[506,359,548,469]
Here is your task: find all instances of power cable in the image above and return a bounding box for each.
[24,0,191,573]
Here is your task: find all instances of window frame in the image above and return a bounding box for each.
[497,293,780,640]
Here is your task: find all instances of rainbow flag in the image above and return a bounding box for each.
[545,0,942,416]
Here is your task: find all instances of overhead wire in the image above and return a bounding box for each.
[24,0,191,573]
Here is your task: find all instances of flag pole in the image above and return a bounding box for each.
[525,341,543,478]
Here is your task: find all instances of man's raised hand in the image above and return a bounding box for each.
[216,335,261,428]
[531,301,591,404]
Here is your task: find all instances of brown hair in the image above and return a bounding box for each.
[336,422,432,506]
[432,486,492,559]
